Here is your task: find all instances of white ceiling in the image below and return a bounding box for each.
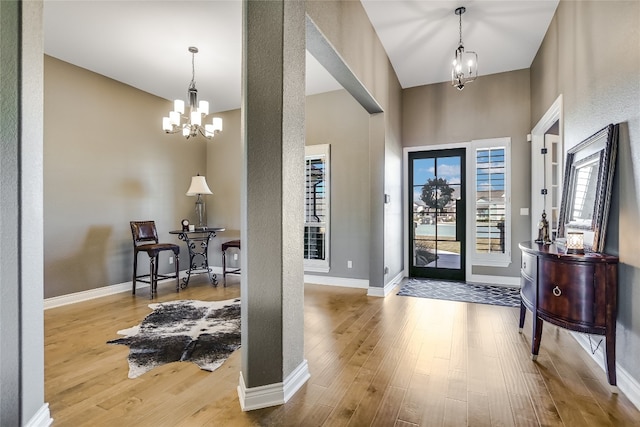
[43,0,559,114]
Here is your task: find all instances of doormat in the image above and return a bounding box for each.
[108,298,240,378]
[397,278,520,307]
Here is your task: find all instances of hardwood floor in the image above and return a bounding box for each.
[45,277,640,426]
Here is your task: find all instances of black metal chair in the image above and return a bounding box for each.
[130,221,180,298]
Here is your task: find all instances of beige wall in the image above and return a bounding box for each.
[403,69,532,278]
[44,55,206,298]
[205,108,242,272]
[44,57,394,298]
[530,0,640,385]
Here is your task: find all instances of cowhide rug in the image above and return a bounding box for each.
[108,298,240,378]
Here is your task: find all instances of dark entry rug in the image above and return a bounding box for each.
[397,278,520,307]
[108,298,240,378]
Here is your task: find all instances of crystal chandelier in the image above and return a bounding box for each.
[162,47,223,139]
[451,7,478,91]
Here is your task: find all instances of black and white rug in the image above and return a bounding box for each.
[397,278,520,307]
[108,299,240,378]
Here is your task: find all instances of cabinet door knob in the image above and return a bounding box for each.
[552,286,562,297]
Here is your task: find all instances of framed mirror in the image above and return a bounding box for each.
[558,123,618,253]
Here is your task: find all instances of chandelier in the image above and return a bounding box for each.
[451,7,478,90]
[162,47,223,139]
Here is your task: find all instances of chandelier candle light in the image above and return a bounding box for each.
[163,47,223,139]
[451,6,478,90]
[186,174,213,229]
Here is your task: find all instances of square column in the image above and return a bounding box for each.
[237,0,309,411]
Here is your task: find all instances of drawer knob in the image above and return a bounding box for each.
[552,286,562,297]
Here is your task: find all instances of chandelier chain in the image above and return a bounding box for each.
[191,51,196,88]
[450,6,477,90]
[459,11,463,45]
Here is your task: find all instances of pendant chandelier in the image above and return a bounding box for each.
[162,47,223,139]
[451,7,478,91]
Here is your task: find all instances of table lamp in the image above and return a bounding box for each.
[186,174,212,228]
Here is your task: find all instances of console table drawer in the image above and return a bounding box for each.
[538,258,597,325]
[521,251,536,280]
[520,275,535,308]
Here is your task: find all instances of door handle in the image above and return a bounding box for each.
[455,199,463,242]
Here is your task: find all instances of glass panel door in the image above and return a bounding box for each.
[409,148,466,280]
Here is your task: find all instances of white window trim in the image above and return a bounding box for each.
[304,144,330,273]
[466,137,512,267]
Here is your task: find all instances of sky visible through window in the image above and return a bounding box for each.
[476,148,505,193]
[412,156,461,202]
[475,147,506,254]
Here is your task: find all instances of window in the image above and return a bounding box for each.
[304,144,330,272]
[469,138,511,266]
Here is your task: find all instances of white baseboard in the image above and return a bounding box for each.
[237,359,310,411]
[44,267,224,310]
[25,403,52,427]
[368,271,404,297]
[304,274,369,289]
[572,332,640,411]
[467,274,520,288]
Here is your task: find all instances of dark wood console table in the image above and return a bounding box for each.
[518,241,618,386]
[170,228,225,288]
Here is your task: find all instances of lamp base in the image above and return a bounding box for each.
[195,195,206,228]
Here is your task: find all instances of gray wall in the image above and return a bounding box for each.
[306,1,404,289]
[0,0,46,424]
[403,69,532,278]
[44,55,207,298]
[306,90,371,279]
[384,71,404,283]
[205,90,373,281]
[530,0,640,387]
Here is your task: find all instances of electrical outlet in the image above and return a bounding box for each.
[347,260,352,269]
[233,253,238,261]
[169,256,174,265]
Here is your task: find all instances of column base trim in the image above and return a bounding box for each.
[25,403,52,427]
[237,359,310,411]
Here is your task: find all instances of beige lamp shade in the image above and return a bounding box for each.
[186,175,212,196]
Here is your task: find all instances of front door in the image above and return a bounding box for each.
[409,148,466,280]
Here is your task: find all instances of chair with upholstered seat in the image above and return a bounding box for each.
[130,221,180,298]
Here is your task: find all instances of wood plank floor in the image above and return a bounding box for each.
[45,277,640,426]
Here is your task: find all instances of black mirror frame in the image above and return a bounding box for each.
[558,123,618,253]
